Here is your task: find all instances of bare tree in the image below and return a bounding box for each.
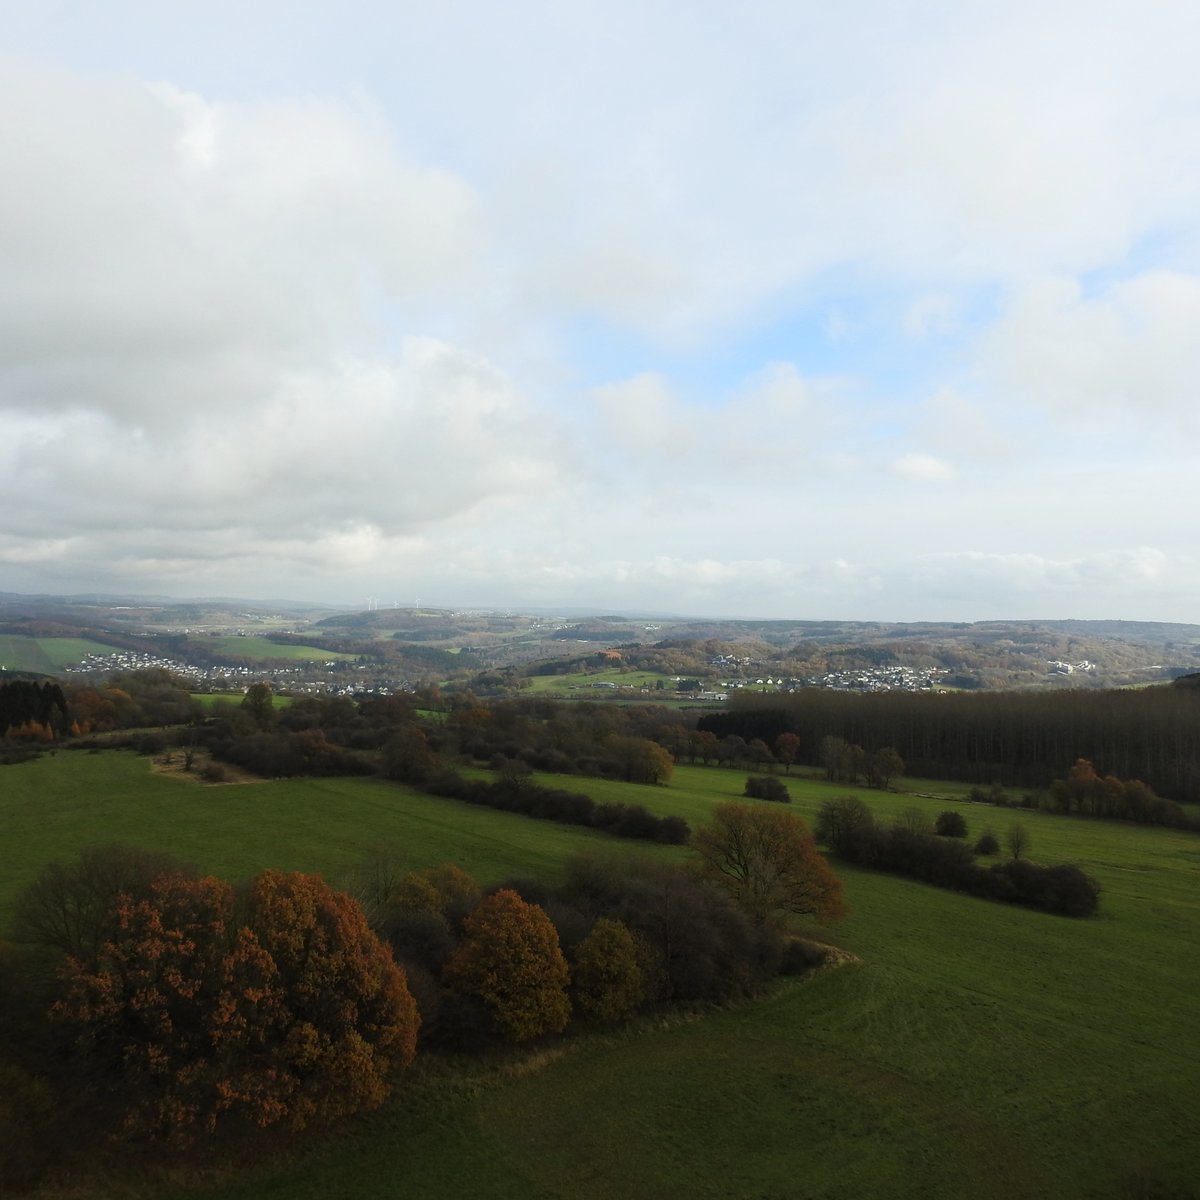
[1006,822,1031,861]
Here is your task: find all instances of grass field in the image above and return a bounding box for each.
[0,635,124,673]
[197,636,359,663]
[3,753,1197,1198]
[189,692,295,709]
[523,668,689,694]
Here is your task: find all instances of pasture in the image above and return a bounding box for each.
[0,635,123,673]
[196,636,358,662]
[189,692,294,710]
[523,668,687,694]
[2,753,1197,1198]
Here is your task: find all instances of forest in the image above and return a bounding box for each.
[699,678,1200,803]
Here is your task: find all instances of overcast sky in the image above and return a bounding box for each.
[2,1,1198,620]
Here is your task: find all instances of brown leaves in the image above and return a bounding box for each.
[51,866,419,1141]
[445,889,570,1042]
[691,802,846,926]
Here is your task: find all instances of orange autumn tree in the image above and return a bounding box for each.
[240,870,419,1129]
[53,873,243,1137]
[52,867,418,1140]
[445,889,570,1042]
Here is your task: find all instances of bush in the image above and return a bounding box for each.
[934,810,968,838]
[778,938,830,976]
[744,775,791,802]
[975,831,1000,856]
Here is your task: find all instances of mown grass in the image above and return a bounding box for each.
[189,692,294,710]
[0,753,661,924]
[4,753,1198,1198]
[0,635,124,673]
[523,668,684,694]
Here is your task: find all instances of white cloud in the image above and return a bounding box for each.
[892,453,955,482]
[980,272,1200,424]
[3,10,1200,621]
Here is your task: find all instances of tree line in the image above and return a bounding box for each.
[814,796,1101,917]
[699,680,1200,803]
[0,680,69,740]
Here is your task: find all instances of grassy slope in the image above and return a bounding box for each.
[4,755,1198,1198]
[0,754,659,924]
[0,636,123,672]
[199,636,358,662]
[524,669,680,693]
[189,693,295,709]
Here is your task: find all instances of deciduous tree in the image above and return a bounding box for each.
[50,865,418,1140]
[570,918,644,1023]
[445,889,570,1042]
[691,802,845,927]
[1006,823,1031,861]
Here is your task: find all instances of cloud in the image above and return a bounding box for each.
[0,62,560,584]
[3,13,1200,622]
[0,61,485,425]
[980,272,1200,424]
[892,453,955,482]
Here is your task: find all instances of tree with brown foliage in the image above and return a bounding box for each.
[445,889,570,1042]
[570,918,644,1023]
[774,732,801,774]
[52,872,241,1138]
[691,802,845,927]
[50,865,418,1141]
[239,870,420,1129]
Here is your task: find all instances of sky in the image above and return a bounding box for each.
[2,0,1198,621]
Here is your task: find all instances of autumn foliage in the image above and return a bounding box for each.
[445,889,570,1042]
[570,918,644,1023]
[50,868,418,1140]
[691,802,846,927]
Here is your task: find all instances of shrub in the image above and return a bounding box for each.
[744,775,791,802]
[975,831,1000,856]
[934,810,968,838]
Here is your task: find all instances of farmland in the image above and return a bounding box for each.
[0,636,125,674]
[192,636,358,662]
[2,749,1197,1198]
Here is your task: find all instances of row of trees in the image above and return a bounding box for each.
[701,681,1200,802]
[0,680,69,738]
[4,803,846,1178]
[814,798,1100,917]
[421,766,691,845]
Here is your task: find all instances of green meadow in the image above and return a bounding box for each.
[189,692,294,709]
[0,635,123,673]
[197,636,359,662]
[2,753,1197,1198]
[523,668,685,693]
